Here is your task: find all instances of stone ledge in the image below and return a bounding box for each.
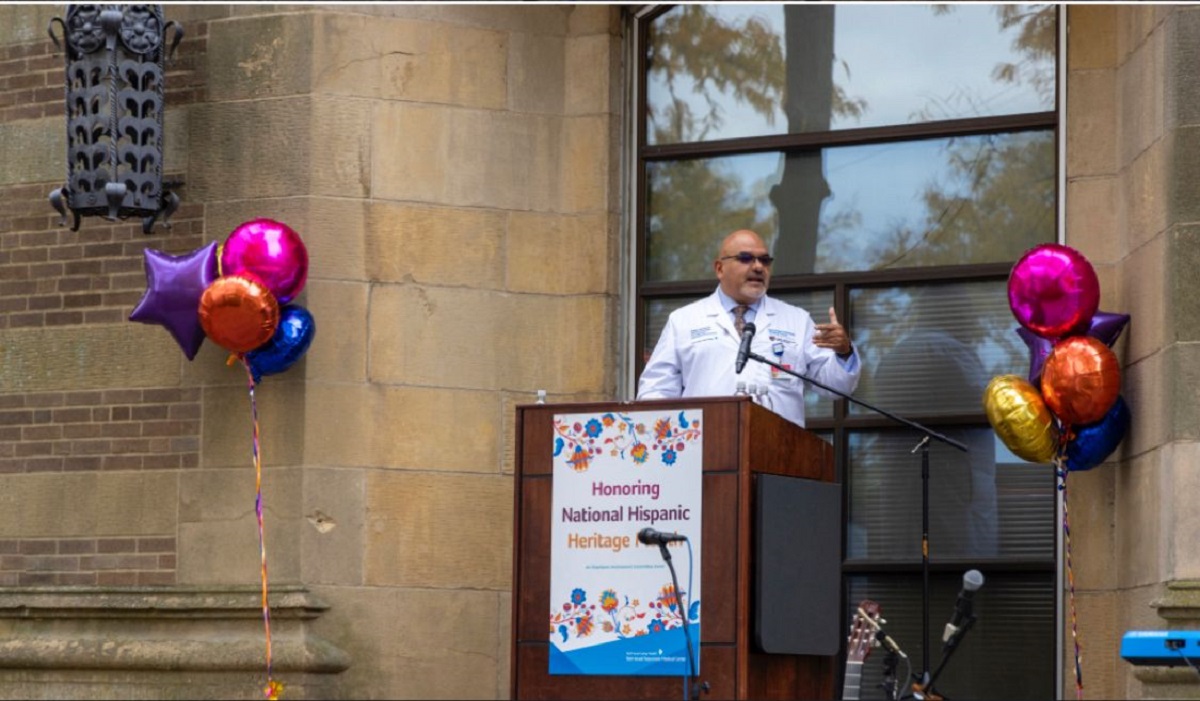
[1151,579,1200,620]
[0,585,329,621]
[0,586,349,699]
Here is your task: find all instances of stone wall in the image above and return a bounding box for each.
[0,4,624,699]
[1066,5,1200,699]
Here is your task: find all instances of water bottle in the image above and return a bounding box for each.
[734,380,748,396]
[757,384,773,411]
[747,383,759,404]
[536,389,547,404]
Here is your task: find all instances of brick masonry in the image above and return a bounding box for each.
[0,23,210,586]
[0,536,176,587]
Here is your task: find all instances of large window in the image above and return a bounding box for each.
[633,5,1058,699]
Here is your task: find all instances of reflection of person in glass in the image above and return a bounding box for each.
[637,229,861,428]
[871,329,999,558]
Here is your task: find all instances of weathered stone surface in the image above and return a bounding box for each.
[1069,6,1118,71]
[565,34,618,116]
[1115,446,1165,588]
[0,586,348,700]
[303,280,368,384]
[307,4,571,36]
[1067,69,1118,177]
[506,212,611,295]
[365,203,506,288]
[200,382,307,469]
[1167,224,1200,344]
[0,326,182,393]
[364,471,512,589]
[301,468,365,586]
[177,467,302,585]
[302,383,501,472]
[206,14,314,101]
[310,585,502,700]
[0,5,59,45]
[313,14,507,109]
[1065,465,1117,590]
[367,284,611,392]
[187,97,370,202]
[372,103,560,211]
[0,119,63,186]
[1118,23,1165,167]
[508,32,565,114]
[0,472,177,538]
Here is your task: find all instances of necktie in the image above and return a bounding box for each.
[732,305,748,335]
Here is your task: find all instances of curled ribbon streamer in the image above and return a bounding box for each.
[244,360,282,698]
[1056,457,1083,699]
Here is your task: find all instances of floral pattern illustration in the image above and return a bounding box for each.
[550,584,701,644]
[553,411,701,473]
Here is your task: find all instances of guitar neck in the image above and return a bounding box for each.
[842,661,863,701]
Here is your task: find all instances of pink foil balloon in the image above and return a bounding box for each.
[221,218,309,304]
[1007,244,1099,339]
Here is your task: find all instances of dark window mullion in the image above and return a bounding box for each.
[643,111,1058,162]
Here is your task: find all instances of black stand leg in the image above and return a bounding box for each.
[914,435,932,690]
[655,542,707,701]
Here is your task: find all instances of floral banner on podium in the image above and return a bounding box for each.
[549,408,703,676]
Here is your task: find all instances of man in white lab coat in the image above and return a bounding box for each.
[637,229,861,428]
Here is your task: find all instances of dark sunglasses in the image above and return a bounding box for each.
[721,252,775,266]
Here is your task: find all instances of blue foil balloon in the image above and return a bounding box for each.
[1065,396,1130,472]
[245,304,316,383]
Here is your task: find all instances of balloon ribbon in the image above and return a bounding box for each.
[244,359,284,700]
[1056,446,1083,700]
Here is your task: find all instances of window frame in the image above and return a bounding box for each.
[626,5,1065,698]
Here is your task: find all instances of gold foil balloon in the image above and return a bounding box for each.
[984,375,1060,463]
[1040,336,1121,425]
[198,275,280,354]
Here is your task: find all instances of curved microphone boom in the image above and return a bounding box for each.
[735,322,757,374]
[637,527,687,545]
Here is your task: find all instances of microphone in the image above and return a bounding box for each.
[876,630,908,659]
[735,322,757,374]
[637,527,687,545]
[942,569,984,645]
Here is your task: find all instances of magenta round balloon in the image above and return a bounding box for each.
[221,218,309,304]
[1007,244,1099,339]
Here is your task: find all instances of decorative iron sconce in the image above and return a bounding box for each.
[48,5,184,234]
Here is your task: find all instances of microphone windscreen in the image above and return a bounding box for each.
[963,569,984,591]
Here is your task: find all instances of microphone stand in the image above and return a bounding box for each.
[916,612,977,700]
[650,540,709,701]
[741,350,968,692]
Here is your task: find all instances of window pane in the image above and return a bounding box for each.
[846,429,1055,561]
[846,573,1055,700]
[647,4,1056,145]
[848,281,1027,418]
[645,132,1055,281]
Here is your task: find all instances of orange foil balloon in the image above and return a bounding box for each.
[198,275,280,354]
[1040,336,1121,425]
[984,375,1060,463]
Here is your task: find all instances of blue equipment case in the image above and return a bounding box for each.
[1121,631,1200,666]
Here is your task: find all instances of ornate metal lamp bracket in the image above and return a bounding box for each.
[47,5,184,235]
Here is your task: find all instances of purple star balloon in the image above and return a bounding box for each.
[1079,310,1131,347]
[1016,327,1055,385]
[129,242,219,360]
[1016,310,1131,384]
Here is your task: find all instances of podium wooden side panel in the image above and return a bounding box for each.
[512,398,835,700]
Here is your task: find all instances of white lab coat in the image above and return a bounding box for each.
[637,290,861,428]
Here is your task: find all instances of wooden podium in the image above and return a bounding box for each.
[511,397,839,700]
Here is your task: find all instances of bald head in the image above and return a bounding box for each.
[714,229,772,304]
